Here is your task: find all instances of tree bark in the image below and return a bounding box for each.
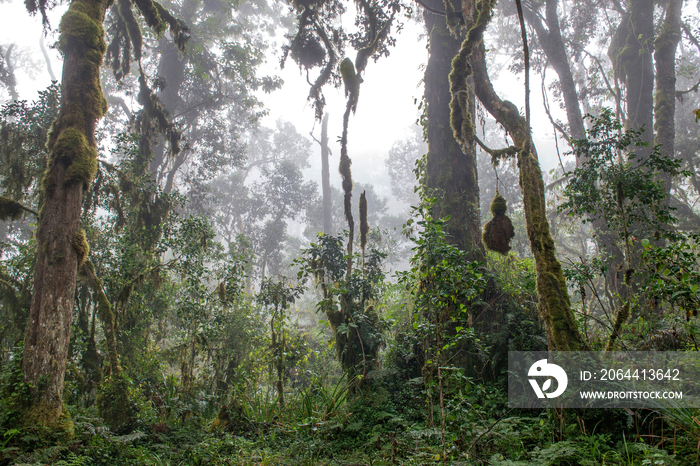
[22,0,107,425]
[424,0,484,261]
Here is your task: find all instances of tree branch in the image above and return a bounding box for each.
[0,196,39,219]
[682,22,700,52]
[414,0,446,16]
[474,135,517,162]
[39,35,56,81]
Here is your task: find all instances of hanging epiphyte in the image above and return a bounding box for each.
[482,192,515,255]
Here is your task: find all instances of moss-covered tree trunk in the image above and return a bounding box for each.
[472,44,582,350]
[22,0,107,426]
[454,0,583,351]
[424,0,484,262]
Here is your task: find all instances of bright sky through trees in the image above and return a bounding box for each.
[1,0,571,190]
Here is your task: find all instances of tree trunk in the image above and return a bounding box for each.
[654,0,682,162]
[424,2,484,261]
[609,0,654,143]
[3,44,19,101]
[82,261,120,376]
[523,0,585,142]
[22,0,107,426]
[320,113,333,234]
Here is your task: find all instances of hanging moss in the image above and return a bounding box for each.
[133,0,164,33]
[118,0,143,62]
[0,196,23,221]
[71,229,89,266]
[153,1,189,52]
[340,58,360,113]
[482,193,515,255]
[355,11,394,76]
[95,278,113,322]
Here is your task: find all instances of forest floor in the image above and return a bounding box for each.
[1,381,693,466]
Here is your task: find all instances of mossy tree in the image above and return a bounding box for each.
[450,0,584,351]
[21,0,110,427]
[423,0,484,262]
[0,44,19,102]
[20,0,186,427]
[133,0,280,196]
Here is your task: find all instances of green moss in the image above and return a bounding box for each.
[359,190,368,251]
[339,153,352,200]
[21,402,75,439]
[85,256,96,276]
[0,196,23,221]
[51,127,98,188]
[135,0,165,32]
[72,229,89,265]
[65,145,98,188]
[58,4,106,54]
[118,0,143,62]
[40,0,106,208]
[448,0,496,150]
[653,89,674,135]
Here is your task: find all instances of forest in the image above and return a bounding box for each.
[1,0,700,463]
